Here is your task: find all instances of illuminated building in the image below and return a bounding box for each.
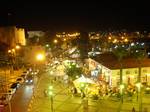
[0,26,26,48]
[87,53,150,87]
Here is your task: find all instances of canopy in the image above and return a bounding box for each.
[73,76,98,94]
[73,76,95,84]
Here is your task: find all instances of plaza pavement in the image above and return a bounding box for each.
[27,72,150,112]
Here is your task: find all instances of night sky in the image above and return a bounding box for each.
[0,1,150,31]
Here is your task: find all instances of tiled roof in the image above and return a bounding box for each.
[92,53,150,69]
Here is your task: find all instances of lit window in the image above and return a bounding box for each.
[135,70,138,74]
[126,71,130,74]
[143,69,147,73]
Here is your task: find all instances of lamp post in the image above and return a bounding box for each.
[48,86,54,112]
[136,82,142,112]
[80,83,88,112]
[32,53,45,96]
[8,49,15,75]
[15,45,21,69]
[35,53,45,72]
[120,84,124,103]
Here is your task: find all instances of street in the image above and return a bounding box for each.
[4,84,33,112]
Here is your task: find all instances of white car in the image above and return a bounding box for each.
[8,88,16,95]
[6,88,16,101]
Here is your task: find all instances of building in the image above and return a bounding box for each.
[0,26,26,48]
[23,45,46,65]
[27,31,45,38]
[87,53,150,87]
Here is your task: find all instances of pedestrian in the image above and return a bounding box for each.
[44,89,47,97]
[73,87,77,94]
[132,107,135,112]
[143,108,148,112]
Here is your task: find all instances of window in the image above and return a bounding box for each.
[135,70,138,74]
[126,71,130,74]
[143,69,147,73]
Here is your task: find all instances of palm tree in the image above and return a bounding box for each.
[76,31,89,63]
[130,44,147,83]
[130,44,147,112]
[113,44,128,85]
[113,44,128,103]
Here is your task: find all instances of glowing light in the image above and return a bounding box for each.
[120,84,124,89]
[8,50,11,53]
[129,75,134,78]
[50,71,53,74]
[108,36,112,40]
[49,86,53,90]
[36,54,45,61]
[46,44,49,47]
[121,36,125,39]
[16,45,20,49]
[12,49,15,52]
[54,39,58,44]
[113,39,117,43]
[48,91,53,96]
[124,38,128,42]
[131,43,135,46]
[136,82,141,88]
[63,38,66,41]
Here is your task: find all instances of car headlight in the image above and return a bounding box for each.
[26,80,28,83]
[30,80,33,82]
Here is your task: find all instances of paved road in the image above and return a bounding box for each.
[5,84,33,112]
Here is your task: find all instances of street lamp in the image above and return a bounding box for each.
[79,83,88,112]
[36,54,45,61]
[15,45,20,50]
[48,86,54,112]
[53,39,58,44]
[136,82,142,112]
[119,84,124,103]
[136,82,141,101]
[15,45,21,69]
[8,50,11,53]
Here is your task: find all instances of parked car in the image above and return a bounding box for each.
[7,88,16,101]
[10,82,20,89]
[20,74,27,79]
[8,88,16,95]
[22,71,29,76]
[16,77,24,84]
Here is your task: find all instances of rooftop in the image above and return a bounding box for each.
[92,53,150,69]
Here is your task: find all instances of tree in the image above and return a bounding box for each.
[64,62,83,81]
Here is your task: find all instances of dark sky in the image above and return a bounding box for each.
[0,1,150,31]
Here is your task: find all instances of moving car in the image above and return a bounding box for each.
[25,75,33,84]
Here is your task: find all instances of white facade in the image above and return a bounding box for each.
[88,58,150,87]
